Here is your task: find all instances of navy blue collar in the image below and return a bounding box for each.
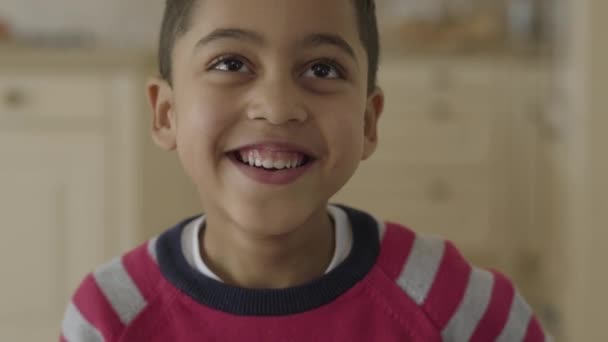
[156,205,380,316]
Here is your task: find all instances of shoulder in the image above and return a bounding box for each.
[61,237,164,342]
[377,222,549,342]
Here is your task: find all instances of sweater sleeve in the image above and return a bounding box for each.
[426,240,548,341]
[385,224,550,341]
[60,239,161,342]
[438,265,548,342]
[59,272,121,342]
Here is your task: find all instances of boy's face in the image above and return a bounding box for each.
[149,0,383,234]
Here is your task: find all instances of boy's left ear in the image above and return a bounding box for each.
[362,87,384,160]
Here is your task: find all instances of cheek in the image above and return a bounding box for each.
[327,101,366,141]
[319,102,367,162]
[177,94,236,145]
[174,97,238,181]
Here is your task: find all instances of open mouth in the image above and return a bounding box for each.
[230,150,314,172]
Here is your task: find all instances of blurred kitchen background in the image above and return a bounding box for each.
[0,0,606,341]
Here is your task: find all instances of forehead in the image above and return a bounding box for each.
[181,0,362,53]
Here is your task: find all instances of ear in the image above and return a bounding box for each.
[147,77,177,151]
[361,87,384,160]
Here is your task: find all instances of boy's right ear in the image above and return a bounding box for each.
[147,77,177,151]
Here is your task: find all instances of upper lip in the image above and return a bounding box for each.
[227,141,318,159]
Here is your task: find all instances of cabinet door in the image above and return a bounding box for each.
[0,131,107,341]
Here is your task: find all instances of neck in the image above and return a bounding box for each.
[200,207,335,289]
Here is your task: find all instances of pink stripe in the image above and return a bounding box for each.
[375,223,416,280]
[73,274,124,341]
[122,242,163,301]
[523,317,546,342]
[470,271,515,342]
[59,334,67,342]
[422,241,472,330]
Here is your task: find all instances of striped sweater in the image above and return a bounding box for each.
[61,206,549,341]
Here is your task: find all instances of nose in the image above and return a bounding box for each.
[246,77,308,125]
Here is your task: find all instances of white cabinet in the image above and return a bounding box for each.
[0,131,106,340]
[0,48,200,341]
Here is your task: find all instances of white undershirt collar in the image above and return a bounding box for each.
[181,205,354,282]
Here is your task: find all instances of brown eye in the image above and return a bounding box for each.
[210,57,251,73]
[303,61,342,79]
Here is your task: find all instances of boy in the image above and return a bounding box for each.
[61,0,550,341]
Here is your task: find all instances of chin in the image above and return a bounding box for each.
[229,199,325,237]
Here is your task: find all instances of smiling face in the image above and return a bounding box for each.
[148,0,384,236]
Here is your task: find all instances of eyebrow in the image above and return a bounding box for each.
[195,28,265,49]
[301,33,356,61]
[194,28,357,61]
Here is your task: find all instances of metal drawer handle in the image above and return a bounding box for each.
[3,88,27,108]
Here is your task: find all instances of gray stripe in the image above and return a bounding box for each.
[442,268,495,341]
[496,292,533,342]
[396,235,445,305]
[62,302,105,342]
[93,258,147,325]
[147,236,158,263]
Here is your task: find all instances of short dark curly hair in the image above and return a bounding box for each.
[157,0,379,93]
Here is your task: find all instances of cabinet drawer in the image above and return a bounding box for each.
[378,61,543,99]
[0,72,107,120]
[334,164,494,246]
[377,92,497,163]
[380,61,504,92]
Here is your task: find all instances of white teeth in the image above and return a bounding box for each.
[254,150,263,167]
[237,150,307,169]
[262,160,274,169]
[274,160,286,169]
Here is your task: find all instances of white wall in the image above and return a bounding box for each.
[0,0,164,48]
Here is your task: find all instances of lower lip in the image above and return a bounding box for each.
[228,154,314,186]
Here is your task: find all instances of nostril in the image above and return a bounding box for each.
[246,106,308,125]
